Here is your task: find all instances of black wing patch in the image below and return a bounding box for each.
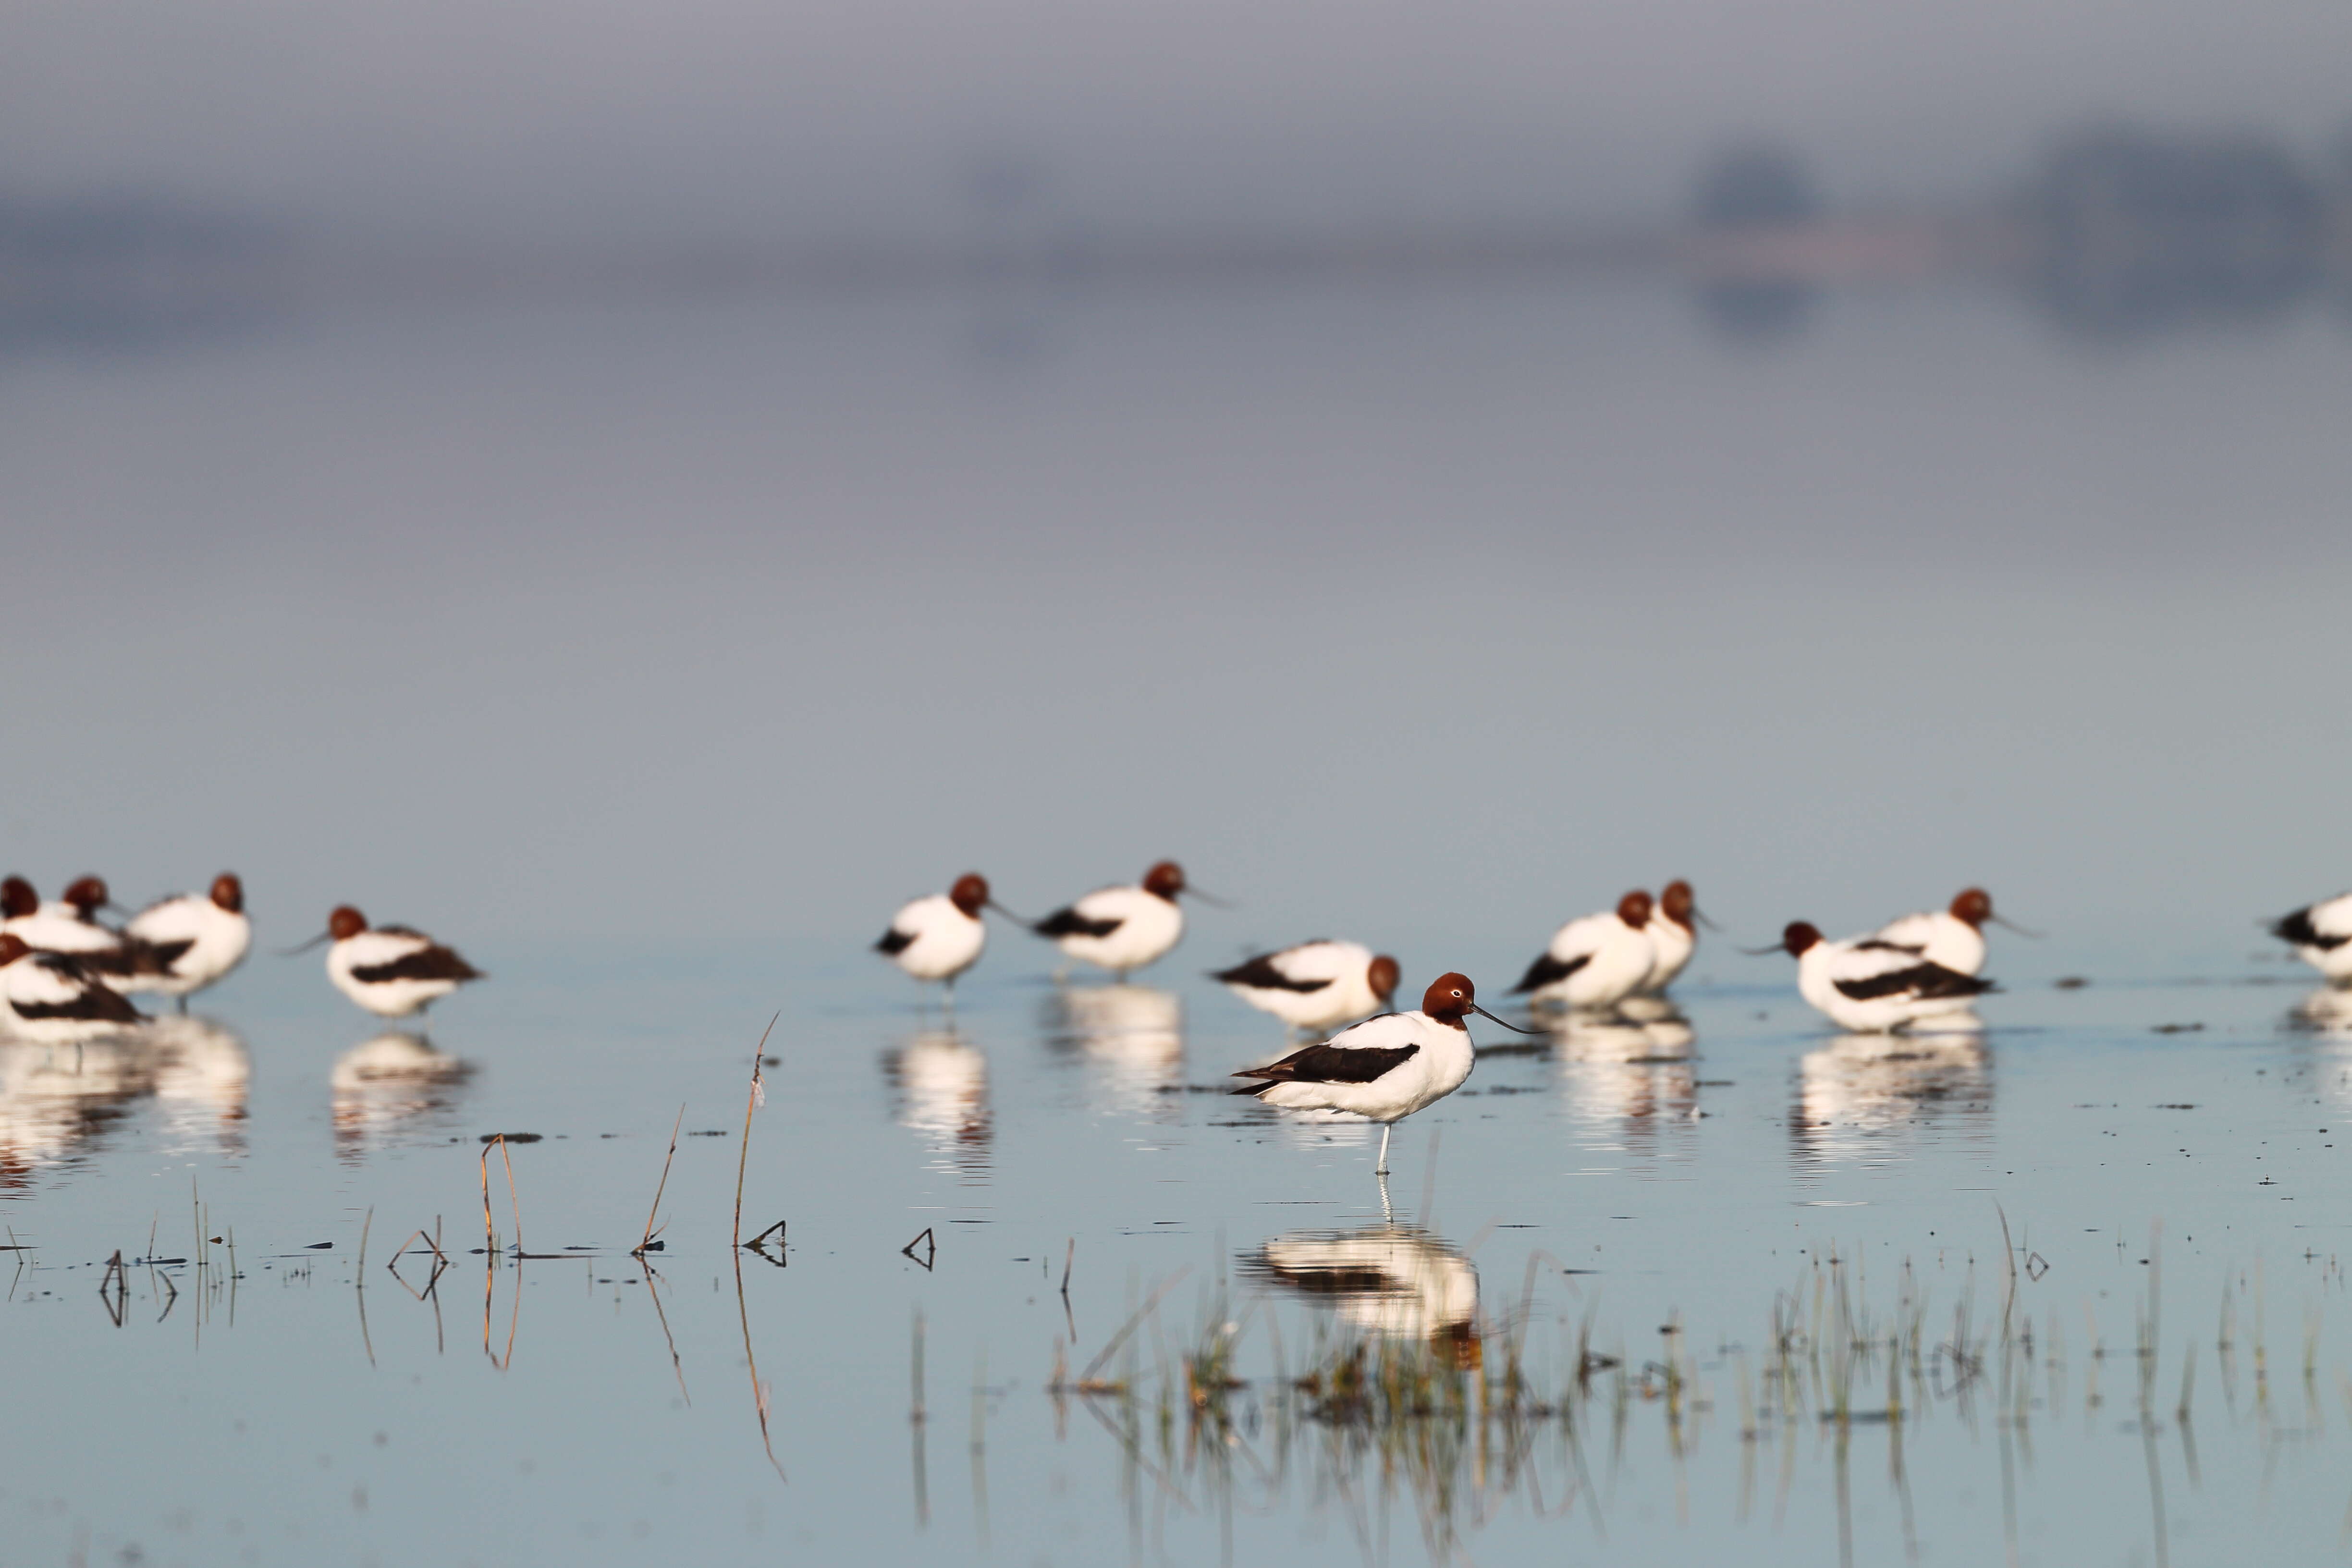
[1834,964,1994,1002]
[1033,906,1123,940]
[1851,939,1923,954]
[1232,1040,1418,1093]
[78,938,196,979]
[2274,908,2350,950]
[11,959,144,1024]
[1214,953,1333,993]
[352,945,484,984]
[1510,951,1589,994]
[875,927,916,956]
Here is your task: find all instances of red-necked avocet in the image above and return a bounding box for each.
[289,906,485,1019]
[2272,892,2352,985]
[1214,941,1400,1035]
[874,872,1019,1004]
[120,873,251,1009]
[1873,888,2037,977]
[0,934,147,1041]
[1755,921,1996,1033]
[1511,891,1657,1013]
[1635,880,1712,997]
[1030,860,1217,980]
[2,876,121,955]
[1233,971,1533,1175]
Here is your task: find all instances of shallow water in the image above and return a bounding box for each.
[4,947,2349,1568]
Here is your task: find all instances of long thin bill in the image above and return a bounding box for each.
[276,931,333,956]
[1471,1003,1541,1035]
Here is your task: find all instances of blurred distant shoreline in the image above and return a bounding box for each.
[7,123,2351,346]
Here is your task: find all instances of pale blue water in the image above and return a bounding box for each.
[3,940,2348,1567]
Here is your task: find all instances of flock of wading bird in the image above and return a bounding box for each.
[877,863,2352,1177]
[7,861,2352,1181]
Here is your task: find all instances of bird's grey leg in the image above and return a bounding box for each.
[1375,1123,1392,1176]
[1376,1167,1394,1223]
[942,975,957,1019]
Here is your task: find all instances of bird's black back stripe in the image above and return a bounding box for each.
[2274,909,2350,950]
[352,946,484,984]
[1214,953,1333,993]
[76,938,196,978]
[1510,951,1589,994]
[1033,906,1123,940]
[1233,1040,1419,1086]
[1852,939,1923,954]
[875,928,916,956]
[1833,964,1994,1002]
[9,963,143,1024]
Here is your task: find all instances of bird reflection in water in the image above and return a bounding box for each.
[1550,1010,1699,1139]
[331,1032,473,1161]
[2285,989,2352,1107]
[1245,1225,1482,1369]
[883,1029,991,1184]
[148,1015,252,1157]
[1038,984,1183,1117]
[0,1032,155,1186]
[1793,1032,1993,1170]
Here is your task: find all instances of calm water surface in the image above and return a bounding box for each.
[3,945,2348,1568]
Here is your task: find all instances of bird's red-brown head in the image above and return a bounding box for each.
[327,906,368,941]
[1950,888,1993,928]
[1617,890,1654,928]
[1781,921,1824,956]
[63,877,108,917]
[1142,861,1186,902]
[948,873,990,919]
[0,934,29,967]
[1422,972,1476,1025]
[1,878,36,920]
[211,873,245,914]
[1659,881,1696,929]
[1366,954,1401,1005]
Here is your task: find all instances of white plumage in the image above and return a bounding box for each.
[1,877,121,957]
[1237,973,1521,1174]
[1252,1228,1479,1348]
[1768,922,1996,1033]
[306,906,484,1019]
[1513,891,1657,1012]
[2274,892,2352,985]
[122,874,252,1001]
[1214,940,1399,1033]
[1032,861,1195,978]
[876,873,999,995]
[1634,880,1704,996]
[0,937,146,1042]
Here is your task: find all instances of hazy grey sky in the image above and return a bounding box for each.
[8,0,2352,241]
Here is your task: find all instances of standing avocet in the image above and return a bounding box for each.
[1214,941,1400,1035]
[2,876,122,955]
[292,907,485,1019]
[121,874,252,1008]
[1233,972,1531,1175]
[874,872,1017,1004]
[1031,860,1212,980]
[1874,888,2036,977]
[1757,922,1996,1033]
[1512,891,1656,1013]
[0,934,146,1041]
[1634,881,1708,997]
[2272,892,2352,985]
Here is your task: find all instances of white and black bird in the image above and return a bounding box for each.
[1758,921,1996,1033]
[1874,887,2035,978]
[121,873,252,1007]
[1248,1226,1480,1356]
[1214,941,1400,1035]
[1030,860,1214,980]
[1512,890,1657,1013]
[2,875,187,989]
[1233,972,1532,1175]
[2272,892,2352,985]
[291,906,485,1019]
[1634,880,1710,997]
[0,934,147,1042]
[874,872,1017,1003]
